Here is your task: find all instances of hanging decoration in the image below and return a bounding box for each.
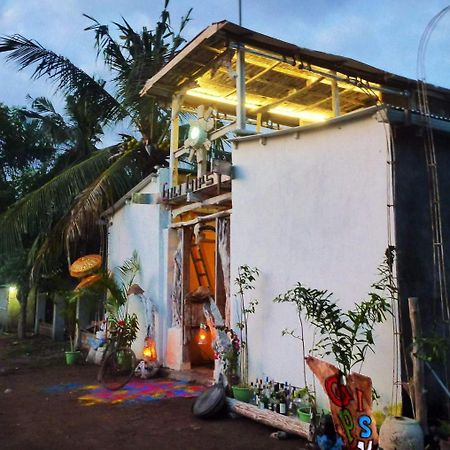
[69,254,102,278]
[217,217,231,325]
[197,323,208,345]
[171,231,183,328]
[203,298,233,386]
[75,274,102,290]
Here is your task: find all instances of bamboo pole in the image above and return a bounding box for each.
[226,398,309,439]
[408,297,428,434]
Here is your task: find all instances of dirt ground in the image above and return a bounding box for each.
[0,335,308,450]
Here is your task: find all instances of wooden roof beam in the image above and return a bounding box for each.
[253,76,324,114]
[176,48,236,91]
[295,86,353,113]
[205,45,326,83]
[172,192,232,218]
[224,61,281,98]
[197,67,308,97]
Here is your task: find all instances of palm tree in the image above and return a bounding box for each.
[0,102,58,209]
[0,1,192,336]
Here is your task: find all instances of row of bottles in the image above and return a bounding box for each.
[248,377,310,417]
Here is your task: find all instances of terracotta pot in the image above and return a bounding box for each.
[379,416,424,450]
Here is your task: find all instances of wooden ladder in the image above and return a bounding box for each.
[191,242,211,288]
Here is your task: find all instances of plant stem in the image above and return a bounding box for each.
[298,310,308,387]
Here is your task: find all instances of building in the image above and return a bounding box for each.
[106,21,450,417]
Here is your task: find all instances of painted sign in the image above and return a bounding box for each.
[162,172,231,201]
[306,356,379,450]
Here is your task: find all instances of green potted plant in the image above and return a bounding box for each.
[107,313,139,367]
[293,386,317,423]
[59,290,81,365]
[231,265,259,403]
[274,247,395,425]
[81,251,141,357]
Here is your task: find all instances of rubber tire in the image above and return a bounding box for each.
[99,347,136,390]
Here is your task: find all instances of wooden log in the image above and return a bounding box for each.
[408,297,428,434]
[171,209,232,229]
[226,398,309,439]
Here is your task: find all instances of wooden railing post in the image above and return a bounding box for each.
[408,297,428,434]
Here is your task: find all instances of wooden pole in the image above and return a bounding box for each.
[170,94,181,186]
[331,72,340,117]
[171,210,232,229]
[408,297,428,434]
[226,398,309,439]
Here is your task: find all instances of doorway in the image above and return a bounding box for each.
[179,215,230,371]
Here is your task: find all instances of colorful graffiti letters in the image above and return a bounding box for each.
[325,374,353,407]
[324,374,374,449]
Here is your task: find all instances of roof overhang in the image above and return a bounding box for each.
[141,21,450,128]
[141,21,420,97]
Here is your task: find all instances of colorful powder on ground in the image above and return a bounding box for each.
[44,379,205,406]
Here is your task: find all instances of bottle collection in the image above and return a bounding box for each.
[248,377,309,418]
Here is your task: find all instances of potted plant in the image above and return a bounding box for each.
[107,313,139,367]
[274,247,395,430]
[293,386,317,423]
[81,251,141,357]
[231,265,259,403]
[59,290,81,365]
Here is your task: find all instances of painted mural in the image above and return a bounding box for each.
[44,379,205,406]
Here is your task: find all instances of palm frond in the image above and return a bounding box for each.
[0,149,114,253]
[0,34,125,123]
[83,3,191,139]
[116,250,140,290]
[20,96,72,145]
[84,15,129,74]
[30,228,65,282]
[26,95,57,114]
[64,148,143,250]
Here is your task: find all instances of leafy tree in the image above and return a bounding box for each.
[0,1,192,336]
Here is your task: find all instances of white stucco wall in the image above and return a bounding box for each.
[230,112,397,408]
[107,169,169,363]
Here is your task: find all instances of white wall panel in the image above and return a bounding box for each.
[231,114,396,408]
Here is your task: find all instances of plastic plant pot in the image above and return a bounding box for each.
[297,406,312,423]
[65,351,81,365]
[231,386,253,403]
